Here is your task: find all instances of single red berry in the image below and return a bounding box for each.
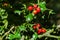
[36,24,41,28]
[28,6,33,11]
[41,28,46,33]
[33,10,38,15]
[33,4,38,9]
[33,25,37,29]
[36,7,41,13]
[37,29,42,34]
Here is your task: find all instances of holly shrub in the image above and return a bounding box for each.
[0,0,60,40]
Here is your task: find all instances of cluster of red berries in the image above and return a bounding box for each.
[28,4,41,15]
[33,23,46,34]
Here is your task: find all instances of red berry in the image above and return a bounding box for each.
[33,25,37,29]
[36,7,41,13]
[36,24,41,28]
[37,29,42,34]
[41,28,46,33]
[33,4,38,9]
[28,6,33,11]
[33,10,38,15]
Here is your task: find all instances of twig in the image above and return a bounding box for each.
[2,26,14,38]
[20,35,25,40]
[38,29,54,38]
[46,35,60,38]
[38,0,40,4]
[38,29,60,39]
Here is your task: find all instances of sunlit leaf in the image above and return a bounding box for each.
[32,33,38,40]
[19,25,26,31]
[14,10,21,15]
[14,32,21,38]
[9,34,14,39]
[39,1,47,12]
[49,10,55,15]
[25,13,34,21]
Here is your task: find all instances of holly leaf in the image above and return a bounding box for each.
[0,8,5,13]
[39,1,47,12]
[32,33,38,40]
[25,13,34,21]
[8,32,21,40]
[1,13,8,19]
[14,32,21,38]
[49,10,55,15]
[42,15,45,19]
[0,8,6,16]
[8,34,14,40]
[3,20,8,29]
[19,25,26,31]
[14,10,21,15]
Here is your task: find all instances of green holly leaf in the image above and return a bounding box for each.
[8,32,21,40]
[14,10,21,15]
[8,34,14,40]
[0,8,6,16]
[25,13,34,21]
[49,10,55,15]
[3,20,8,29]
[1,13,8,19]
[32,33,38,40]
[0,8,5,13]
[39,1,47,12]
[52,24,56,28]
[19,25,26,31]
[42,15,45,19]
[14,32,21,38]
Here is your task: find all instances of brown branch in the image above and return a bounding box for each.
[2,26,14,38]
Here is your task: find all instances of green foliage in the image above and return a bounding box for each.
[32,33,38,40]
[19,25,26,31]
[14,10,22,15]
[0,0,59,40]
[25,13,34,22]
[39,1,47,12]
[0,8,8,36]
[9,32,21,40]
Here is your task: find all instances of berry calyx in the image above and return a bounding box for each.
[28,6,33,11]
[33,4,38,9]
[36,7,41,13]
